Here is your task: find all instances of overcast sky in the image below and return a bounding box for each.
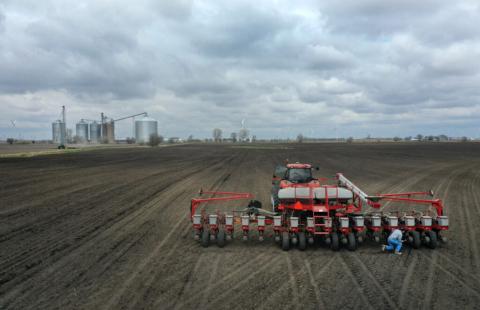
[1,0,480,140]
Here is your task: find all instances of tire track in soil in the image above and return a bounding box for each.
[103,166,237,309]
[198,255,221,309]
[421,252,438,310]
[303,257,334,310]
[416,251,480,298]
[394,163,463,310]
[338,256,373,310]
[0,158,214,284]
[171,253,206,310]
[398,255,418,310]
[465,171,480,271]
[450,165,480,272]
[105,153,243,309]
[196,255,284,308]
[285,254,300,310]
[12,153,231,309]
[1,155,228,308]
[342,253,398,309]
[172,252,273,309]
[257,255,336,310]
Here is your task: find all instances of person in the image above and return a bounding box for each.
[382,229,403,255]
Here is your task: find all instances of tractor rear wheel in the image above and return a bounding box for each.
[347,232,357,251]
[217,229,226,248]
[298,232,306,251]
[281,231,290,251]
[411,231,421,249]
[426,230,438,249]
[201,229,210,248]
[330,233,339,251]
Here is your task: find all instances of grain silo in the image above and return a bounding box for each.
[52,120,66,144]
[101,120,115,143]
[89,121,101,143]
[76,120,89,142]
[135,116,158,144]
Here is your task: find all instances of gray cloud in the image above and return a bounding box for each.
[0,0,480,140]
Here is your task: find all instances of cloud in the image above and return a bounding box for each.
[0,0,480,139]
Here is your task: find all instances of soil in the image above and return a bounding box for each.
[1,143,479,309]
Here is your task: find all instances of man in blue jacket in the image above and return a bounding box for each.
[382,229,403,255]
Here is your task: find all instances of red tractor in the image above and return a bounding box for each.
[191,162,449,251]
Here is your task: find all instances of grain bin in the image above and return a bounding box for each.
[101,120,115,143]
[135,116,158,144]
[52,120,66,144]
[90,121,101,143]
[76,120,89,142]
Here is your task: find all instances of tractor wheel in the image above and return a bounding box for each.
[330,233,340,251]
[347,232,357,251]
[217,229,226,248]
[411,231,421,249]
[281,231,290,251]
[373,231,381,243]
[298,232,307,251]
[201,229,210,248]
[426,230,438,249]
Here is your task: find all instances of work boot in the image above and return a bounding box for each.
[381,245,386,252]
[394,250,402,255]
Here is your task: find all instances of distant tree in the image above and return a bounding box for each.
[438,134,448,141]
[461,136,468,142]
[213,128,222,142]
[126,137,136,144]
[393,136,402,142]
[404,136,412,141]
[187,134,194,142]
[427,135,434,141]
[239,128,249,141]
[346,137,354,143]
[6,138,14,145]
[297,133,304,143]
[416,134,423,141]
[252,135,257,142]
[230,132,237,143]
[148,134,163,147]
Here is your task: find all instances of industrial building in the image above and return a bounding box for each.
[53,107,158,145]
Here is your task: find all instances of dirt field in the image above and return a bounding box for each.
[1,143,480,310]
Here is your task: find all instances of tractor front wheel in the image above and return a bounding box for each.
[281,231,290,251]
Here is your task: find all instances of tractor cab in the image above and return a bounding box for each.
[279,163,319,188]
[271,163,320,211]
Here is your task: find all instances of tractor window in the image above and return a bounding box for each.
[286,168,312,183]
[274,165,287,178]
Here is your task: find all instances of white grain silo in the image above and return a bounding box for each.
[135,116,158,144]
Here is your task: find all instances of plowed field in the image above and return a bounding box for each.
[1,143,479,309]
